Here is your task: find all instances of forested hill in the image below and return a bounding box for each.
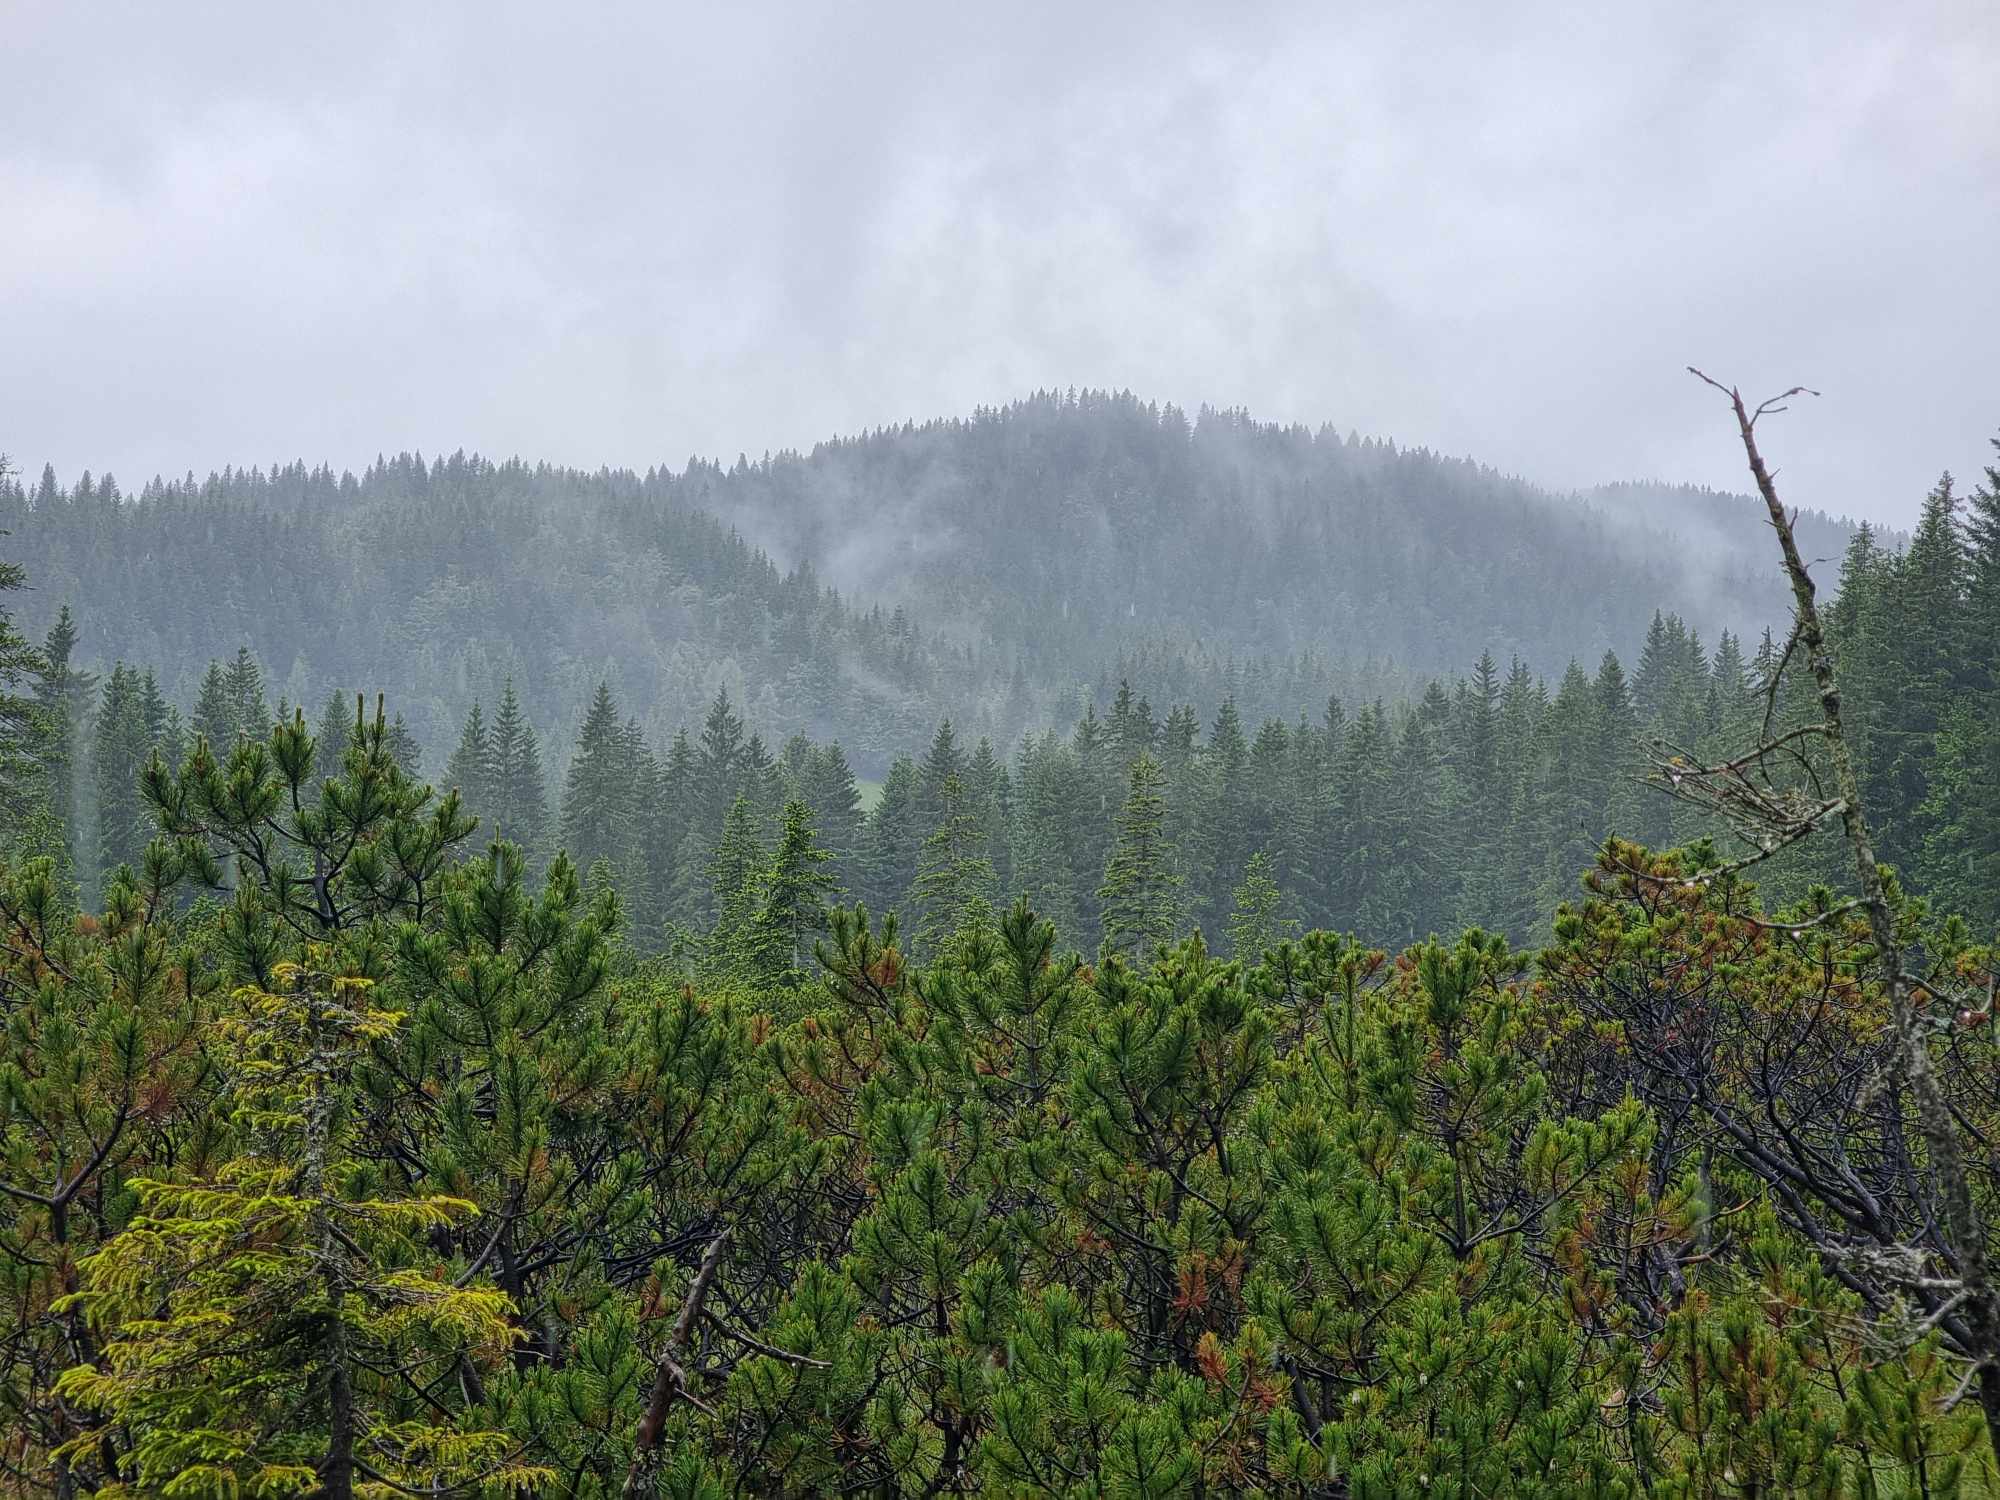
[703,392,1863,675]
[0,390,1861,772]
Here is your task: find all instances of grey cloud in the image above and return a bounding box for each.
[3,0,1993,525]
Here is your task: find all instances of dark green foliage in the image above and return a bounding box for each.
[5,690,2000,1494]
[91,665,153,886]
[912,771,997,958]
[17,412,2000,1491]
[312,685,351,782]
[1096,752,1182,957]
[0,398,1875,787]
[30,607,92,870]
[751,798,838,982]
[444,697,493,811]
[705,793,769,972]
[0,522,46,842]
[1226,850,1290,959]
[559,681,640,887]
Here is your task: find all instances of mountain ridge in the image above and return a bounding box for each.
[2,390,1869,772]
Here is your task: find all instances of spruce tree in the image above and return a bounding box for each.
[916,718,966,834]
[694,685,746,839]
[192,660,235,748]
[752,798,837,981]
[1633,609,1675,720]
[1068,703,1120,933]
[661,729,707,929]
[312,686,350,782]
[1096,752,1182,957]
[385,712,422,778]
[1918,701,2000,934]
[59,960,537,1497]
[1330,701,1394,934]
[444,698,494,813]
[911,772,996,958]
[965,736,1012,897]
[1195,698,1251,926]
[706,793,769,971]
[93,665,154,885]
[559,681,635,878]
[1968,431,2000,693]
[1875,474,1967,868]
[0,530,46,840]
[31,606,94,868]
[738,730,785,837]
[802,741,865,895]
[622,716,669,936]
[864,756,923,916]
[487,679,550,859]
[1377,706,1455,944]
[1226,850,1290,959]
[1010,733,1089,943]
[223,646,268,740]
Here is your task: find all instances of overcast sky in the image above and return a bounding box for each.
[3,1,1993,527]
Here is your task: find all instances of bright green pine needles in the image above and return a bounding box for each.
[55,961,546,1499]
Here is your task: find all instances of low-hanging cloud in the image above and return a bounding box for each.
[3,0,1994,528]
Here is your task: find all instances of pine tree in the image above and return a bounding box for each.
[1097,752,1182,957]
[146,696,476,951]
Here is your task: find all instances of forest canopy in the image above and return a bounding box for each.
[1,405,1999,1499]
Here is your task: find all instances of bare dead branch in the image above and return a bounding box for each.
[1684,364,2000,1460]
[623,1226,732,1498]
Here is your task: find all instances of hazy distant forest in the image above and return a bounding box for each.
[5,391,2000,1497]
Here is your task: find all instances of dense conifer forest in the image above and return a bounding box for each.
[0,393,1865,775]
[3,405,2000,1498]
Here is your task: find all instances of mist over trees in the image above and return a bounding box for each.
[0,392,1866,782]
[3,409,2000,1497]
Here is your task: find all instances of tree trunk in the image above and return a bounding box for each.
[320,1355,356,1500]
[1704,372,2000,1461]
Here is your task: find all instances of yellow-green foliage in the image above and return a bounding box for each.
[7,727,2000,1498]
